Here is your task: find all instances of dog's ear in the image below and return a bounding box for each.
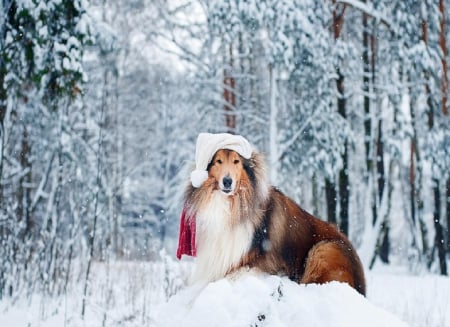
[244,151,269,202]
[243,152,269,195]
[206,152,218,172]
[206,161,214,172]
[243,156,257,188]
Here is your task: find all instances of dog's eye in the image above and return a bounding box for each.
[234,159,240,164]
[216,159,222,164]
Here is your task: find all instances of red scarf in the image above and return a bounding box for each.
[176,205,196,259]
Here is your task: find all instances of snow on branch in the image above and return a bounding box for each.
[336,0,393,29]
[277,114,317,161]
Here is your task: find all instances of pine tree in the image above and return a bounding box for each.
[0,0,90,297]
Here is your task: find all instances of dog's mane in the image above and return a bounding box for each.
[184,151,270,227]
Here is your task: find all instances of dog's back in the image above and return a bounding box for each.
[240,188,366,295]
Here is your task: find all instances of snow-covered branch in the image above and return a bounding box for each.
[336,0,393,28]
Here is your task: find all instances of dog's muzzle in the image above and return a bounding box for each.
[221,176,233,194]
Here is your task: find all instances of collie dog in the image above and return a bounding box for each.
[183,149,366,295]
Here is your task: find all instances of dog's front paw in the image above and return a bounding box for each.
[227,265,257,281]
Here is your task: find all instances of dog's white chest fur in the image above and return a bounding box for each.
[193,191,253,283]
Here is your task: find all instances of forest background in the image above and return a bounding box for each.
[0,0,449,312]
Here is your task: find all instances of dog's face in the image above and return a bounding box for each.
[208,149,244,195]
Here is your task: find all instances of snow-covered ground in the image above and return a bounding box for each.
[155,272,407,327]
[0,257,448,327]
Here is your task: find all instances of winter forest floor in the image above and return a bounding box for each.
[0,256,449,327]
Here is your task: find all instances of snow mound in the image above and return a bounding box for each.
[155,273,408,327]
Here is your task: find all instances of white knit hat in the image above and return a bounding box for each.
[190,133,253,187]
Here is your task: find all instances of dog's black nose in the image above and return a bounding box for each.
[222,176,233,189]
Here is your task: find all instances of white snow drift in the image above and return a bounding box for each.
[155,271,408,327]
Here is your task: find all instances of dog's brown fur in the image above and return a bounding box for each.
[185,149,366,295]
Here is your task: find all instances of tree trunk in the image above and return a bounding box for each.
[409,140,416,226]
[369,161,394,269]
[224,44,236,132]
[362,11,372,175]
[337,67,349,235]
[325,0,338,225]
[432,180,447,275]
[415,18,433,262]
[312,174,319,217]
[410,96,428,258]
[333,2,349,235]
[0,67,6,210]
[376,120,388,262]
[82,70,106,318]
[368,16,389,262]
[18,125,32,237]
[111,69,120,256]
[439,0,448,116]
[23,128,32,235]
[325,178,337,225]
[363,9,376,232]
[446,178,450,254]
[439,0,450,257]
[338,144,349,235]
[422,19,435,129]
[269,63,278,185]
[429,0,448,275]
[0,1,9,208]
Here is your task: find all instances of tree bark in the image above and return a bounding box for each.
[325,178,337,225]
[409,140,416,225]
[369,161,394,269]
[446,178,450,254]
[338,144,349,235]
[336,66,349,235]
[367,14,388,261]
[362,10,372,175]
[432,180,447,275]
[410,96,428,258]
[224,44,236,132]
[439,0,448,116]
[332,1,349,235]
[438,0,450,257]
[18,125,32,238]
[376,120,388,262]
[269,63,279,185]
[82,69,106,318]
[429,0,448,275]
[0,19,7,208]
[412,16,435,261]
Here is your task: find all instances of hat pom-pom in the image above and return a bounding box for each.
[191,170,208,188]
